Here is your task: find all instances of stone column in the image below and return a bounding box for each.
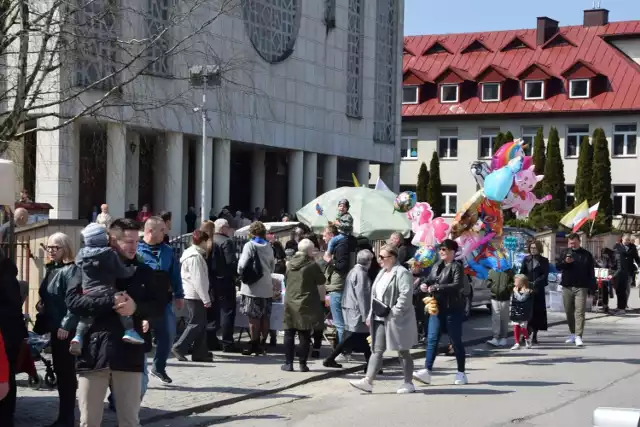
[356,159,370,188]
[213,138,231,214]
[195,137,213,225]
[106,123,127,218]
[251,148,266,211]
[288,150,304,214]
[126,132,140,209]
[152,136,166,212]
[182,139,189,221]
[35,118,80,219]
[379,163,399,193]
[303,152,317,204]
[165,132,185,235]
[323,155,337,193]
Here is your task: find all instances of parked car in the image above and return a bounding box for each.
[463,275,492,319]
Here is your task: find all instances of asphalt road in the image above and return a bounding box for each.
[154,309,640,427]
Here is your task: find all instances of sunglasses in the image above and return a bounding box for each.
[46,245,61,251]
[378,255,393,260]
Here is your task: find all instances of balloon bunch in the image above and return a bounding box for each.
[406,201,448,270]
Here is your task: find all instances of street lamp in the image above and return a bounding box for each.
[189,65,221,225]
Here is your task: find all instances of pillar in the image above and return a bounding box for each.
[323,154,337,193]
[35,118,80,219]
[165,132,185,235]
[251,148,266,210]
[152,136,166,212]
[379,163,399,193]
[106,123,127,218]
[125,132,140,209]
[195,137,213,225]
[182,139,189,221]
[288,150,304,214]
[356,159,370,188]
[303,152,317,204]
[213,138,231,214]
[4,133,24,199]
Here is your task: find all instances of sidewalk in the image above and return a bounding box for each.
[15,301,612,426]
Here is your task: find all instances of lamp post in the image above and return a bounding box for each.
[189,65,221,225]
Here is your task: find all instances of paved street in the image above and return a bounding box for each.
[15,295,626,427]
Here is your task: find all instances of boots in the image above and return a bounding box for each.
[242,340,264,356]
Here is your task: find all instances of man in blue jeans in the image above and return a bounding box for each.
[322,225,351,346]
[137,216,184,384]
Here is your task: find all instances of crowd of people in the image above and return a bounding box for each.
[1,198,639,426]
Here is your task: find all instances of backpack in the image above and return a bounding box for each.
[240,242,263,285]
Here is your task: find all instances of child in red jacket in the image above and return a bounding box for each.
[0,331,9,400]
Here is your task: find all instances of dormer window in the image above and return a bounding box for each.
[569,79,590,99]
[402,86,419,104]
[524,80,544,100]
[440,84,459,103]
[481,83,501,102]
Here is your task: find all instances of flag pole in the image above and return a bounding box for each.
[588,218,596,237]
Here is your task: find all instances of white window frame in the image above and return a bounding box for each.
[438,130,458,159]
[613,185,636,216]
[481,83,501,102]
[612,124,637,157]
[402,86,419,105]
[565,125,589,158]
[401,133,418,160]
[524,80,545,100]
[521,126,541,156]
[479,128,500,159]
[440,84,459,104]
[566,184,575,207]
[442,186,457,217]
[569,79,590,99]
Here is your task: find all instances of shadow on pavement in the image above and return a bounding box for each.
[416,388,513,396]
[498,356,640,366]
[195,414,287,425]
[480,380,571,387]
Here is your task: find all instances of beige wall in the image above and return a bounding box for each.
[376,115,640,216]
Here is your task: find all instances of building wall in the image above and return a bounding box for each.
[382,114,640,216]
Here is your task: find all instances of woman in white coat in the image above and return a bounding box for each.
[172,230,213,362]
[350,244,418,394]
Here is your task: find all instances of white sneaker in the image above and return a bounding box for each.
[525,339,532,349]
[486,338,500,347]
[565,334,576,344]
[511,343,521,350]
[412,369,432,385]
[498,338,508,347]
[397,382,416,394]
[454,372,468,385]
[335,354,351,363]
[349,378,373,393]
[575,336,584,347]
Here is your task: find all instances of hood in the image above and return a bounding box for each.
[288,253,312,271]
[76,246,112,262]
[250,239,269,248]
[180,244,205,263]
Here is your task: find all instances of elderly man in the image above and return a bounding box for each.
[211,218,239,352]
[0,207,28,244]
[388,232,410,268]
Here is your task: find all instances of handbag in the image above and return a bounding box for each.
[241,244,263,285]
[372,298,391,318]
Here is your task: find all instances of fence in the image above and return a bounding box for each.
[1,236,33,314]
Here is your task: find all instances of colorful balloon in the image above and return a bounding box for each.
[394,191,417,213]
[483,157,523,202]
[407,202,433,225]
[412,245,437,269]
[502,165,552,218]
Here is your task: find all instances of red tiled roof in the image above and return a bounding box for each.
[402,20,640,118]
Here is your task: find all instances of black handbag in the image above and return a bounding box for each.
[241,244,263,285]
[372,298,391,318]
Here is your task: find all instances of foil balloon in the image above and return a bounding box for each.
[450,190,484,239]
[502,165,553,217]
[483,156,523,202]
[394,191,417,213]
[466,239,512,279]
[471,161,491,189]
[477,198,504,237]
[491,140,532,170]
[412,245,437,269]
[407,202,433,225]
[411,216,450,247]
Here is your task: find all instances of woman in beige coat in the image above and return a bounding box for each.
[350,245,417,394]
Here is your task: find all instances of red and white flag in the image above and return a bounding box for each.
[573,202,600,232]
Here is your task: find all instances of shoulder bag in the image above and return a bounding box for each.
[241,243,263,285]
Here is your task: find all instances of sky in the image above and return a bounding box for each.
[404,0,640,36]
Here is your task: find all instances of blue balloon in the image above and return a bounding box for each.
[483,157,524,202]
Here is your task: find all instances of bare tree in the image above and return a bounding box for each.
[0,0,243,155]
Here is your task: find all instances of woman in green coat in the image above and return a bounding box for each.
[282,239,326,372]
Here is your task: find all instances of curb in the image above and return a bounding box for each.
[141,311,609,425]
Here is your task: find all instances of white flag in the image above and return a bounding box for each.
[375,177,391,192]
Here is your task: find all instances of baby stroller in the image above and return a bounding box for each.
[17,313,56,389]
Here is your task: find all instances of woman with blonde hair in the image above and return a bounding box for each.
[199,220,219,350]
[35,232,81,427]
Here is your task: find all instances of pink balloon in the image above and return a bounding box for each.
[432,217,450,244]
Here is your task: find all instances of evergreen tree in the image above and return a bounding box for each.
[493,132,507,154]
[541,127,566,225]
[591,128,613,230]
[505,131,515,143]
[416,162,429,202]
[531,128,546,175]
[427,152,442,217]
[575,135,593,205]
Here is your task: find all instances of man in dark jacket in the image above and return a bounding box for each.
[211,219,238,352]
[556,233,595,347]
[66,218,165,427]
[0,251,28,427]
[612,240,631,313]
[622,234,640,303]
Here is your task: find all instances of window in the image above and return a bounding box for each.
[402,86,419,104]
[440,84,459,103]
[524,80,544,100]
[438,129,458,159]
[442,185,457,216]
[401,132,418,159]
[147,0,171,75]
[569,79,590,99]
[479,128,500,159]
[345,0,363,117]
[613,124,637,157]
[521,126,541,156]
[373,0,398,144]
[566,185,575,207]
[613,185,636,215]
[481,83,500,102]
[566,125,589,158]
